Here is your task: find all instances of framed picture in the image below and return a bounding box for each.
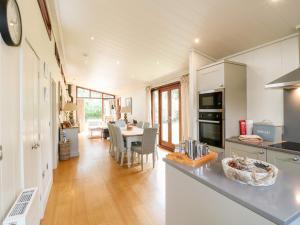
[125,97,132,114]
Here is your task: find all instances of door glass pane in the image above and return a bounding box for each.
[161,91,168,142]
[152,91,159,125]
[171,89,179,144]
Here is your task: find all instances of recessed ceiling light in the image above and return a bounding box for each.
[90,36,95,40]
[116,60,120,65]
[156,61,160,65]
[194,38,200,44]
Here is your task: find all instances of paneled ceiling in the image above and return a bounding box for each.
[52,0,300,93]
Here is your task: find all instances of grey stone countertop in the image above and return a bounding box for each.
[164,154,300,225]
[226,137,300,156]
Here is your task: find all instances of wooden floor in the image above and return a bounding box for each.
[41,134,166,225]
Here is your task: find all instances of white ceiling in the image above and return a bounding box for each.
[52,0,300,94]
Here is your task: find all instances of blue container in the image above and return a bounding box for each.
[253,123,283,142]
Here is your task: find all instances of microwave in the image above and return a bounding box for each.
[199,89,224,110]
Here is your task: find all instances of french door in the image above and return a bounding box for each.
[152,83,181,150]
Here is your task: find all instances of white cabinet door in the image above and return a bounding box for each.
[22,42,42,219]
[225,142,267,161]
[39,64,53,214]
[267,150,300,175]
[197,64,224,92]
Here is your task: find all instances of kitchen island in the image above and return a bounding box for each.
[164,154,300,225]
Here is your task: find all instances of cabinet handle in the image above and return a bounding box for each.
[0,145,3,161]
[293,156,299,161]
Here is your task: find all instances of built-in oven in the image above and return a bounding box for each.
[198,111,224,148]
[199,89,223,110]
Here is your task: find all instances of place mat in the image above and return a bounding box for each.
[166,151,218,167]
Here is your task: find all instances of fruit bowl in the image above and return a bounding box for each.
[222,157,278,186]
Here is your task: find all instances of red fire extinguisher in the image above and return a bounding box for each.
[239,120,246,135]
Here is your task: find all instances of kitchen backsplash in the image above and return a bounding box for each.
[284,89,300,142]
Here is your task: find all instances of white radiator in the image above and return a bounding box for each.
[2,188,40,225]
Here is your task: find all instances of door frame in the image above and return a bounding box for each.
[151,82,181,151]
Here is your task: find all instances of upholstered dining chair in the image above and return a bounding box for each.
[131,128,158,171]
[107,123,114,156]
[115,120,126,128]
[143,122,150,128]
[153,123,159,160]
[110,124,118,159]
[113,125,127,166]
[136,121,144,128]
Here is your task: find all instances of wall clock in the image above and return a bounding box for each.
[0,0,22,46]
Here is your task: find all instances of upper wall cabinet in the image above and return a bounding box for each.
[197,63,224,92]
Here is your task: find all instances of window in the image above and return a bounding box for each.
[76,86,115,121]
[103,93,115,99]
[37,0,52,39]
[77,87,90,98]
[91,91,102,98]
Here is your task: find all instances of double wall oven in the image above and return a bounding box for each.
[198,89,224,148]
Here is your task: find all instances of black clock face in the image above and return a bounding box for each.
[0,0,22,46]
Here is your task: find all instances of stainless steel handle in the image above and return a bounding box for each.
[293,156,299,161]
[259,150,265,155]
[198,120,220,124]
[0,145,3,161]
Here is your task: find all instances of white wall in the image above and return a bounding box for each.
[225,35,299,125]
[118,86,147,122]
[0,0,67,222]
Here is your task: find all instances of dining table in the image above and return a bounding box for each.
[121,127,144,167]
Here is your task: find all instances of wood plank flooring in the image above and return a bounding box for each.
[41,134,166,225]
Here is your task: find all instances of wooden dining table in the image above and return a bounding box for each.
[121,127,144,167]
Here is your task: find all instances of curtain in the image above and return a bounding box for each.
[180,75,190,141]
[76,99,85,132]
[146,86,152,124]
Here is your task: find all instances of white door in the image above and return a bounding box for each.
[51,80,58,169]
[22,42,42,212]
[39,63,52,212]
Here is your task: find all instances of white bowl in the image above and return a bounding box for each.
[222,157,278,186]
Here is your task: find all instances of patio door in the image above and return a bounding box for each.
[152,83,181,150]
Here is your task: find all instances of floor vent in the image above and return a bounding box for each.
[3,187,40,225]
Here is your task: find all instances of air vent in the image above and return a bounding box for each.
[3,187,39,225]
[9,202,29,216]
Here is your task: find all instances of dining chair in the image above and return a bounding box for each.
[107,123,113,155]
[153,123,159,160]
[136,121,144,128]
[131,128,158,171]
[115,120,126,127]
[143,122,150,128]
[113,125,127,166]
[110,124,118,159]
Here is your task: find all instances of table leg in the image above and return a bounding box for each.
[126,137,132,168]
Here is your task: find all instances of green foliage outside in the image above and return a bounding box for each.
[85,99,102,121]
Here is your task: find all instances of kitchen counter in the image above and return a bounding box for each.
[226,137,300,156]
[164,154,300,225]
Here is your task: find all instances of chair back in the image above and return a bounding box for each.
[153,123,159,129]
[113,125,126,151]
[141,128,158,154]
[143,122,150,128]
[110,124,117,146]
[136,121,144,128]
[107,123,113,142]
[115,120,126,127]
